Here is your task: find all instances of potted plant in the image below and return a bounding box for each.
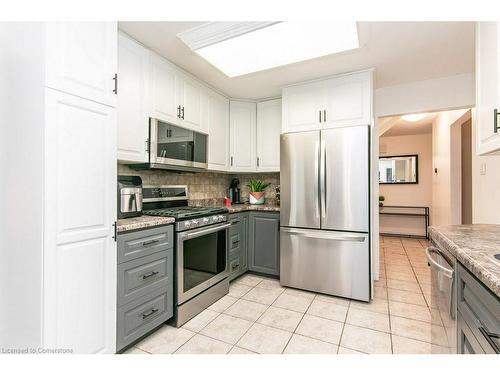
[379,195,385,207]
[248,180,271,205]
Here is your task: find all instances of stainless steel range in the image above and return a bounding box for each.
[142,185,230,327]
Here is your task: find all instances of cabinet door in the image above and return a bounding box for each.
[177,73,202,131]
[230,101,257,172]
[249,212,280,276]
[45,22,117,107]
[44,89,116,353]
[257,99,281,172]
[207,92,230,171]
[476,22,500,155]
[117,33,149,163]
[150,53,179,124]
[282,81,322,133]
[322,71,372,128]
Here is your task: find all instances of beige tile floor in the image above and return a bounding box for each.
[125,236,446,354]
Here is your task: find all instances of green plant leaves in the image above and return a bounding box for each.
[247,179,271,192]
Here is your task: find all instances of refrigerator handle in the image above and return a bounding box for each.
[281,227,366,242]
[320,139,326,218]
[314,139,320,218]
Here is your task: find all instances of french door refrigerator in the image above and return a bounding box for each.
[280,125,371,301]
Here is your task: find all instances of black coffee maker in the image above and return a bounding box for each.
[229,177,242,204]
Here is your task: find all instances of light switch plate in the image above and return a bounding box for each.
[480,163,487,175]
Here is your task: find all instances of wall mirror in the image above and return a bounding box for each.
[379,154,418,184]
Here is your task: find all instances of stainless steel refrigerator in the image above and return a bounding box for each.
[280,125,371,301]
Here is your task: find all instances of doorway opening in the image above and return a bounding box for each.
[377,108,472,238]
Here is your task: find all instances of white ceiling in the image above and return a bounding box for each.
[119,21,475,100]
[381,113,438,137]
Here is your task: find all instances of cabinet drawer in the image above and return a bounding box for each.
[229,254,243,281]
[117,287,173,351]
[118,249,173,306]
[458,312,485,354]
[118,225,173,264]
[229,232,241,256]
[457,263,500,354]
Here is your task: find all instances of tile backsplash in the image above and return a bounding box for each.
[118,164,279,205]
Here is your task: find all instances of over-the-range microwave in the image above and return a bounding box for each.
[130,118,208,172]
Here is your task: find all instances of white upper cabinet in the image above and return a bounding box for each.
[45,22,118,107]
[256,99,281,172]
[282,70,373,133]
[148,52,205,132]
[150,53,179,124]
[207,92,230,171]
[230,101,257,172]
[117,33,149,163]
[176,73,203,131]
[476,22,500,155]
[282,81,323,133]
[322,71,372,128]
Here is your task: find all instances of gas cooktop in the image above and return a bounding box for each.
[143,206,228,220]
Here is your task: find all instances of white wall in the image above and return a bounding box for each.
[472,111,500,224]
[375,73,475,118]
[379,133,433,207]
[431,109,470,226]
[0,23,45,348]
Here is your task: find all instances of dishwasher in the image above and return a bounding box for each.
[426,245,457,353]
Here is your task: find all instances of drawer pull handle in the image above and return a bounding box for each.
[142,271,159,280]
[232,240,240,244]
[231,220,240,224]
[142,308,159,319]
[142,239,160,246]
[479,326,500,354]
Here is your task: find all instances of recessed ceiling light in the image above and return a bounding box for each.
[178,22,359,77]
[402,113,427,122]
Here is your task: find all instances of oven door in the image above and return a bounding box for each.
[150,118,207,169]
[176,222,230,304]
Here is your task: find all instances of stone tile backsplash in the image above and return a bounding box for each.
[118,164,279,205]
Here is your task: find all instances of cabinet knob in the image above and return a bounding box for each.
[319,110,322,123]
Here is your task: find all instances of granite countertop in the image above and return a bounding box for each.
[225,203,280,213]
[429,224,500,298]
[117,215,175,233]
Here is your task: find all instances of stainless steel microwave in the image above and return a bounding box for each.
[132,118,208,171]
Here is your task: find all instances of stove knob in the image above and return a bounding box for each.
[212,215,219,222]
[192,219,199,226]
[203,218,209,224]
[184,221,192,228]
[218,215,225,221]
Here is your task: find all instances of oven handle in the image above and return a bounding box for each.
[182,223,231,240]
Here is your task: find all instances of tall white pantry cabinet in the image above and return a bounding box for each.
[0,23,118,353]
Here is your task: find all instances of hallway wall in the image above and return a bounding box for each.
[431,109,470,226]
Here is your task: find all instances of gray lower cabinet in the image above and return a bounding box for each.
[248,211,280,276]
[457,262,500,354]
[116,225,174,352]
[228,212,248,281]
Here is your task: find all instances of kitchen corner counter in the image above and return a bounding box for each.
[225,204,280,213]
[429,224,500,298]
[116,215,175,233]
